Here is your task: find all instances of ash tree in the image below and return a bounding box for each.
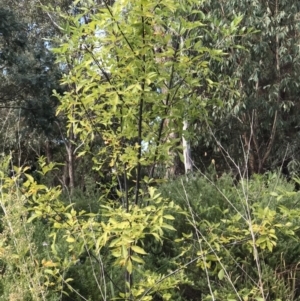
[26,0,244,299]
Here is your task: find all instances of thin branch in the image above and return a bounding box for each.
[134,6,146,206]
[37,1,64,32]
[103,0,137,58]
[262,110,278,165]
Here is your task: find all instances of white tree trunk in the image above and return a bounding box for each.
[182,120,193,174]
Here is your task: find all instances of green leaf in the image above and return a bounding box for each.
[163,214,175,220]
[27,214,38,223]
[161,223,176,231]
[126,258,133,274]
[66,236,75,243]
[131,245,147,255]
[131,255,145,264]
[53,222,62,229]
[218,268,224,280]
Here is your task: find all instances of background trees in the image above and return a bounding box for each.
[0,1,63,172]
[192,0,300,177]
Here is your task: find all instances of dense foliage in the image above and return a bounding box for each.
[1,0,300,301]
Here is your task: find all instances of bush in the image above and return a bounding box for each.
[159,172,300,301]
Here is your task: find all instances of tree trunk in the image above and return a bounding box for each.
[67,125,75,196]
[182,120,193,174]
[45,140,52,164]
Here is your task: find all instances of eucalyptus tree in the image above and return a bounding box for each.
[0,0,87,193]
[193,0,300,176]
[0,2,64,170]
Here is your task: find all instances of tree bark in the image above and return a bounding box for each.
[182,120,193,174]
[67,125,75,196]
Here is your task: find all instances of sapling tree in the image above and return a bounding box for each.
[27,0,245,299]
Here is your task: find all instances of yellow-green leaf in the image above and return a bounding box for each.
[131,245,147,255]
[66,236,75,243]
[126,258,132,274]
[163,214,175,220]
[131,255,145,264]
[218,269,224,280]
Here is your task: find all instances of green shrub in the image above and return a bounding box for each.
[159,172,300,301]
